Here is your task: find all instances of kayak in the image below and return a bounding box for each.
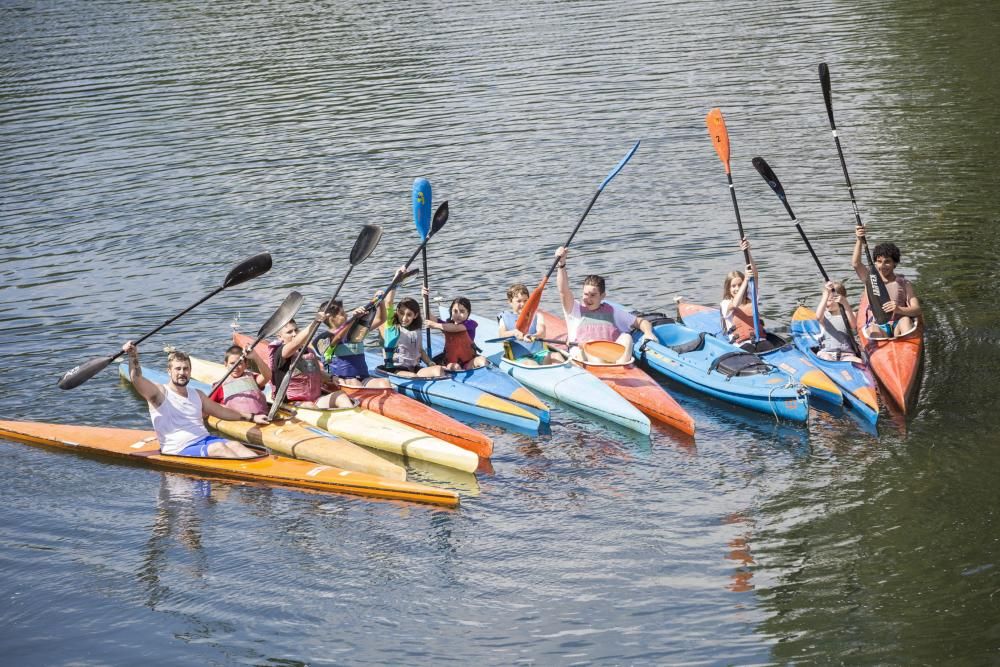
[790,306,879,425]
[0,420,459,507]
[202,414,405,480]
[125,362,480,474]
[538,310,696,436]
[232,332,494,458]
[430,307,551,423]
[362,350,542,432]
[675,300,843,407]
[632,316,810,423]
[856,293,924,414]
[474,315,652,434]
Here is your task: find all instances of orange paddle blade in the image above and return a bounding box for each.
[515,276,548,333]
[583,341,627,363]
[706,108,731,173]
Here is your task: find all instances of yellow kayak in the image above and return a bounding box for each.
[188,357,480,473]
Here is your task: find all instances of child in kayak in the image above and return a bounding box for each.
[555,246,656,363]
[208,345,270,415]
[852,227,922,338]
[814,281,863,363]
[380,286,447,377]
[269,314,354,409]
[312,296,392,389]
[497,283,566,366]
[425,296,488,371]
[720,239,767,349]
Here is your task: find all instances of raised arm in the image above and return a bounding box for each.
[555,246,574,315]
[852,227,869,282]
[123,342,164,407]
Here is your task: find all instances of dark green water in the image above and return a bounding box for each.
[2,0,999,663]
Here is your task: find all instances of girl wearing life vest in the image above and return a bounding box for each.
[380,290,447,377]
[425,296,488,371]
[720,238,766,347]
[312,296,392,389]
[497,283,566,366]
[814,281,863,363]
[269,313,354,409]
[208,345,270,415]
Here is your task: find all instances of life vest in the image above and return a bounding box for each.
[443,322,477,365]
[218,374,268,415]
[573,303,621,344]
[268,340,323,402]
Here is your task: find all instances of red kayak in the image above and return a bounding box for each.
[233,333,493,458]
[856,293,924,414]
[539,310,696,436]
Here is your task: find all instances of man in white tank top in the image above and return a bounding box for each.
[123,342,269,459]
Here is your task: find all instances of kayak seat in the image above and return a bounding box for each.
[709,352,772,377]
[632,310,675,328]
[667,332,707,355]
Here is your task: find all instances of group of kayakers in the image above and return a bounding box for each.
[122,216,921,463]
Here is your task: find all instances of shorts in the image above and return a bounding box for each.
[170,434,230,458]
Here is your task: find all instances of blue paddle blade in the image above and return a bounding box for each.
[412,178,432,241]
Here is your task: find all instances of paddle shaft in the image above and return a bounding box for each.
[267,270,353,421]
[422,247,432,352]
[820,63,891,324]
[113,287,224,367]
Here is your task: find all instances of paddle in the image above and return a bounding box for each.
[819,62,891,325]
[345,200,449,342]
[514,140,641,334]
[706,108,761,342]
[413,178,434,353]
[267,225,382,420]
[751,156,867,362]
[209,290,305,395]
[57,252,273,390]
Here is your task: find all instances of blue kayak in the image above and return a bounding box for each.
[629,317,809,423]
[363,350,543,432]
[475,316,652,434]
[790,306,879,425]
[675,300,843,407]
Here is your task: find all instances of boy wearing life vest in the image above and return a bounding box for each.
[554,246,656,364]
[123,342,266,459]
[851,227,922,338]
[269,312,354,409]
[497,283,566,366]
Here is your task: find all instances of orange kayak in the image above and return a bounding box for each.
[856,293,924,414]
[233,332,493,458]
[0,420,459,507]
[539,310,696,436]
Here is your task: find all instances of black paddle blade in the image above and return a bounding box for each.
[350,224,383,265]
[751,156,796,219]
[429,201,448,238]
[819,62,835,127]
[866,273,892,325]
[223,252,272,289]
[57,355,113,390]
[259,291,304,338]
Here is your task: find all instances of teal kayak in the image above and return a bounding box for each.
[475,315,651,434]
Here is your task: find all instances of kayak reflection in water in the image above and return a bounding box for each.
[554,246,655,364]
[123,342,267,459]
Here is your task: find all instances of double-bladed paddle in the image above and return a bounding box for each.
[819,62,892,325]
[751,156,867,362]
[705,108,762,342]
[209,290,305,395]
[344,200,449,344]
[267,225,382,421]
[514,140,641,334]
[57,252,273,390]
[413,178,434,353]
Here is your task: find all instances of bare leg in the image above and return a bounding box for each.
[206,439,259,459]
[614,333,633,364]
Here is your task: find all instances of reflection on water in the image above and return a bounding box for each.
[3,0,1000,663]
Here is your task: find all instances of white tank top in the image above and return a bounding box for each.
[149,385,209,455]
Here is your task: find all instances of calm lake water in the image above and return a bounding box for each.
[3,0,999,663]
